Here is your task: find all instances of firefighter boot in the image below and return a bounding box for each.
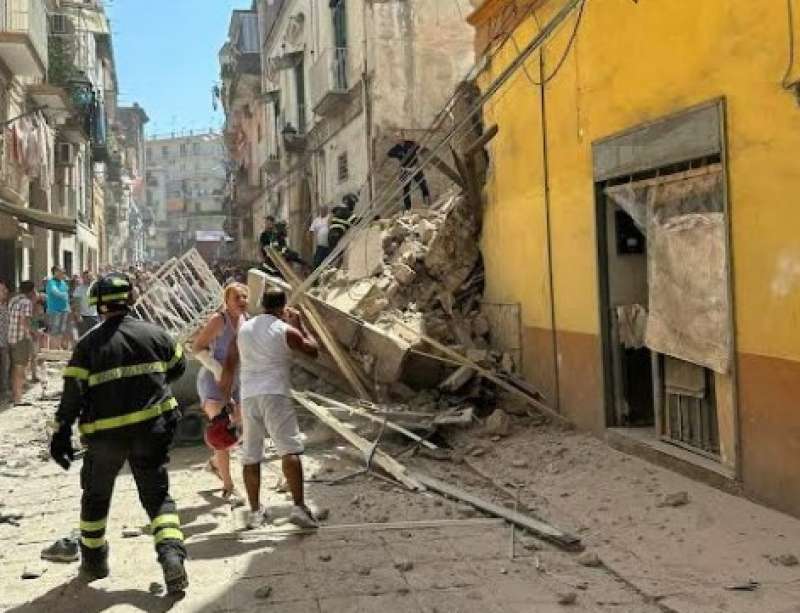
[160,550,188,595]
[79,543,110,581]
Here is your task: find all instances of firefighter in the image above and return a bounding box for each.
[49,273,189,594]
[327,205,352,253]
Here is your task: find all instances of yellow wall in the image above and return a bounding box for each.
[474,0,800,515]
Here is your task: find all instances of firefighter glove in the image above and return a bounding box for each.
[49,423,74,471]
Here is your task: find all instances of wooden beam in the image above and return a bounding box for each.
[292,392,424,491]
[302,391,439,451]
[465,124,499,159]
[388,316,566,424]
[417,145,465,189]
[411,472,581,551]
[267,248,372,401]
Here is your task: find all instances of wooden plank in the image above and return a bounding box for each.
[302,391,439,451]
[292,393,423,491]
[192,518,505,541]
[465,124,499,158]
[268,248,372,401]
[411,472,581,551]
[388,316,566,425]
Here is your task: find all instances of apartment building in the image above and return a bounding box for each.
[145,133,227,261]
[220,0,474,260]
[0,0,140,285]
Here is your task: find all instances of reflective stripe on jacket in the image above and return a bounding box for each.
[57,314,186,437]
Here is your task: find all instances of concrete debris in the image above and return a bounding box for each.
[254,585,273,599]
[658,491,690,508]
[20,565,47,580]
[319,553,333,562]
[0,508,24,525]
[122,527,144,538]
[557,591,578,606]
[484,409,512,437]
[511,459,529,469]
[771,554,799,567]
[577,551,602,567]
[394,560,414,572]
[439,365,475,393]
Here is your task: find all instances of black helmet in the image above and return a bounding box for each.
[89,273,133,313]
[342,192,359,209]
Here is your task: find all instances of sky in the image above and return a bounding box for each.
[105,0,252,138]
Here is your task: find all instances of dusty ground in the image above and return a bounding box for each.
[1,363,799,613]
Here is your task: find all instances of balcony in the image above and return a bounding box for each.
[0,0,48,78]
[281,123,306,155]
[310,47,351,117]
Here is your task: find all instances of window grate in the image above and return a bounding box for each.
[337,152,348,183]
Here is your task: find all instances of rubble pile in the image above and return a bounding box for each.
[306,193,517,413]
[314,194,486,344]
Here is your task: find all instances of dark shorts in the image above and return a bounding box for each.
[10,338,33,366]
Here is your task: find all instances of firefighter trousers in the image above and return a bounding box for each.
[79,427,186,562]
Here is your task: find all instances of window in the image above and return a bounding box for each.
[180,143,188,156]
[337,152,348,183]
[50,14,68,34]
[162,145,169,157]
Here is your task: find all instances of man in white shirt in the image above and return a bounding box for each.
[72,271,98,336]
[221,288,319,529]
[308,206,330,269]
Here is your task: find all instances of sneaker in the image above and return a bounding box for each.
[41,537,79,563]
[246,506,270,530]
[288,505,320,530]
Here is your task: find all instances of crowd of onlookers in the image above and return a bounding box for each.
[0,267,101,406]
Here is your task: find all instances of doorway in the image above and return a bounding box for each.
[593,101,736,466]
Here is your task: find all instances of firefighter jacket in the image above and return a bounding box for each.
[327,215,352,251]
[57,313,186,438]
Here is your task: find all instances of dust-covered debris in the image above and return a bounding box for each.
[657,491,690,508]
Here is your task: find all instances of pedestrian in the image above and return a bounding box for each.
[7,281,36,406]
[50,273,189,593]
[45,266,71,351]
[308,205,331,269]
[220,288,320,530]
[193,282,249,505]
[72,271,99,337]
[388,140,432,210]
[0,280,10,403]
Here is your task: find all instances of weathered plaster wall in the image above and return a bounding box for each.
[473,0,800,516]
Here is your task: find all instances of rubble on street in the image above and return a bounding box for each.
[3,364,800,613]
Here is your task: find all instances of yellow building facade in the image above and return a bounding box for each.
[469,0,800,517]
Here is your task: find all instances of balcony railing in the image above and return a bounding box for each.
[310,47,350,116]
[0,0,48,77]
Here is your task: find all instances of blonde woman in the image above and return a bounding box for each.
[193,282,249,504]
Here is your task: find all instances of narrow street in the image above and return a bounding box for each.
[1,1,799,612]
[2,362,799,613]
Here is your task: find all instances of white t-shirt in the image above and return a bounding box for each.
[309,215,330,248]
[238,314,292,399]
[73,284,97,317]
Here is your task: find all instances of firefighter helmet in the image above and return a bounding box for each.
[89,273,133,312]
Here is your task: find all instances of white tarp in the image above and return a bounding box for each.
[606,166,731,373]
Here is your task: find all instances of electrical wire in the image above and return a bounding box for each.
[783,0,797,89]
[512,0,586,87]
